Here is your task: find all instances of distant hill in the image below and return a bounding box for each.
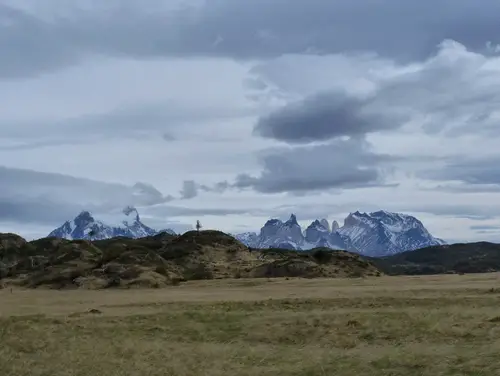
[371,242,500,275]
[0,231,381,289]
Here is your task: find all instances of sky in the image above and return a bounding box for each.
[2,0,500,242]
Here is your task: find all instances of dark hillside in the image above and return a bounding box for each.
[371,242,500,275]
[0,231,381,289]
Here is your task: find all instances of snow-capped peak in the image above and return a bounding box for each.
[48,207,176,240]
[264,218,283,227]
[234,231,259,246]
[307,220,329,231]
[337,210,443,256]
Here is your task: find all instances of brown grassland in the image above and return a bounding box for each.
[1,273,500,375]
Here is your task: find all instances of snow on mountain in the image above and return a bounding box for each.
[319,219,330,232]
[304,220,330,244]
[255,214,305,250]
[236,210,444,256]
[48,206,175,240]
[234,232,259,246]
[336,210,444,256]
[331,220,340,232]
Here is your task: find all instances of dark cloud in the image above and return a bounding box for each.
[3,0,500,78]
[162,132,176,142]
[252,40,500,144]
[180,180,198,199]
[132,182,174,205]
[423,184,500,194]
[253,91,403,143]
[399,204,498,221]
[143,205,249,218]
[230,138,397,193]
[211,181,230,193]
[1,102,253,139]
[0,198,84,225]
[470,225,500,231]
[0,166,234,231]
[421,157,500,187]
[0,166,173,215]
[0,4,80,79]
[178,180,223,199]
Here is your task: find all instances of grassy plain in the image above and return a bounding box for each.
[1,274,500,376]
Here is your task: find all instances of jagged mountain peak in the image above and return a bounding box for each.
[344,212,364,227]
[310,219,321,226]
[304,218,333,247]
[257,213,304,250]
[285,214,299,226]
[264,218,283,227]
[331,220,340,231]
[307,219,328,230]
[74,210,94,224]
[320,219,330,232]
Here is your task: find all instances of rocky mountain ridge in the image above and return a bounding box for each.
[235,211,445,257]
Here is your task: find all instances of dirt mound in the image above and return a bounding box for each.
[0,231,382,289]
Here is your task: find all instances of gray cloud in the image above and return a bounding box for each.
[3,1,500,78]
[0,4,80,79]
[399,204,498,221]
[470,225,500,231]
[475,230,500,236]
[253,91,403,143]
[421,157,500,187]
[424,184,500,194]
[0,102,255,142]
[179,180,198,199]
[162,132,177,142]
[252,40,500,144]
[0,166,174,225]
[0,198,84,225]
[0,166,238,232]
[143,205,249,218]
[230,138,397,194]
[177,179,234,199]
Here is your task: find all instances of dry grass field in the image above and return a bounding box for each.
[1,274,500,375]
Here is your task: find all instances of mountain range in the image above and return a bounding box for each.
[235,211,445,257]
[48,207,444,257]
[48,206,175,240]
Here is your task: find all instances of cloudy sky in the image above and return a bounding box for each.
[2,0,500,242]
